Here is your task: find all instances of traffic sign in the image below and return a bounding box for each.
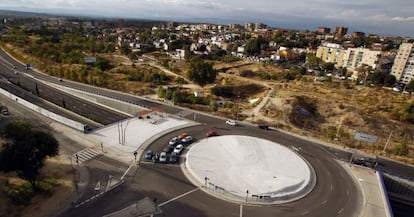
[354,132,378,143]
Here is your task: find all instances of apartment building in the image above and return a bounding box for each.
[316,27,330,34]
[316,43,346,68]
[391,42,414,84]
[334,26,348,38]
[342,48,382,78]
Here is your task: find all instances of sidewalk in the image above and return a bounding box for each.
[340,161,391,217]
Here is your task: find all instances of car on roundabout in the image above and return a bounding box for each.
[178,132,189,140]
[225,119,237,126]
[163,144,174,153]
[144,149,154,159]
[181,135,193,144]
[169,136,180,146]
[159,152,167,163]
[169,152,178,163]
[173,144,184,154]
[206,130,218,137]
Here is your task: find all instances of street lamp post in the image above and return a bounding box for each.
[204,177,209,188]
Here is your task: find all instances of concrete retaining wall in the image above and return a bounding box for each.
[45,82,145,116]
[377,171,395,217]
[0,87,86,132]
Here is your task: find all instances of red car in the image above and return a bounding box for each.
[206,130,218,137]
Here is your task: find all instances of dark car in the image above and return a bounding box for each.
[163,144,174,153]
[258,124,269,130]
[206,130,218,137]
[144,149,154,159]
[169,152,179,163]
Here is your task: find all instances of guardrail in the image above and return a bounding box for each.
[377,170,395,217]
[0,87,87,132]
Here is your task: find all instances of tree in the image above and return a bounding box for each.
[384,74,396,87]
[321,62,335,73]
[306,54,322,69]
[406,80,414,93]
[187,57,217,86]
[0,121,59,189]
[371,71,385,86]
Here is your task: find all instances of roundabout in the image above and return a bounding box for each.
[184,135,316,204]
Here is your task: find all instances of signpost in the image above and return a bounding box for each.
[84,57,96,64]
[354,132,378,144]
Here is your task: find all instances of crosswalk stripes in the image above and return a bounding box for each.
[73,148,100,164]
[175,110,193,118]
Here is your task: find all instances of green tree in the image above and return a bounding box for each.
[385,75,396,87]
[306,54,322,69]
[406,80,414,93]
[187,57,217,86]
[321,62,335,73]
[0,121,59,189]
[371,71,386,86]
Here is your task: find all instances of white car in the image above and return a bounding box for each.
[169,137,179,145]
[159,152,167,163]
[181,135,193,143]
[226,120,237,126]
[173,144,184,154]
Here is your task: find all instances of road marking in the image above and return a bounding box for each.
[94,181,101,191]
[300,211,309,215]
[121,163,134,180]
[330,184,333,191]
[322,199,327,205]
[239,204,243,217]
[159,188,199,207]
[338,208,343,214]
[347,189,349,196]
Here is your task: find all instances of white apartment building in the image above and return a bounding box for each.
[342,48,382,78]
[391,43,414,84]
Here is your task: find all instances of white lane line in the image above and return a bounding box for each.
[338,208,343,214]
[347,189,349,196]
[330,184,333,191]
[159,188,199,207]
[240,204,243,217]
[300,211,309,215]
[322,199,327,205]
[120,163,134,180]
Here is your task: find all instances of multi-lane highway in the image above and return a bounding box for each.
[0,50,128,128]
[1,47,413,217]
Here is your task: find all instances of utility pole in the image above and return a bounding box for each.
[383,131,393,153]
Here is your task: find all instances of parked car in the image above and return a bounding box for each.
[1,108,9,116]
[181,135,193,144]
[169,136,180,146]
[178,132,189,140]
[159,152,167,163]
[225,120,237,126]
[173,144,184,154]
[144,149,154,160]
[258,124,269,130]
[163,144,174,153]
[169,152,178,163]
[206,130,218,137]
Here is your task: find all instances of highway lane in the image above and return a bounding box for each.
[0,55,129,127]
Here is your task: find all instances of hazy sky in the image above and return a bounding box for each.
[1,0,413,36]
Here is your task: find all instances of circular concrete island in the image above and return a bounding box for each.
[184,135,315,204]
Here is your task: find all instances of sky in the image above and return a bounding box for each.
[1,0,413,37]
